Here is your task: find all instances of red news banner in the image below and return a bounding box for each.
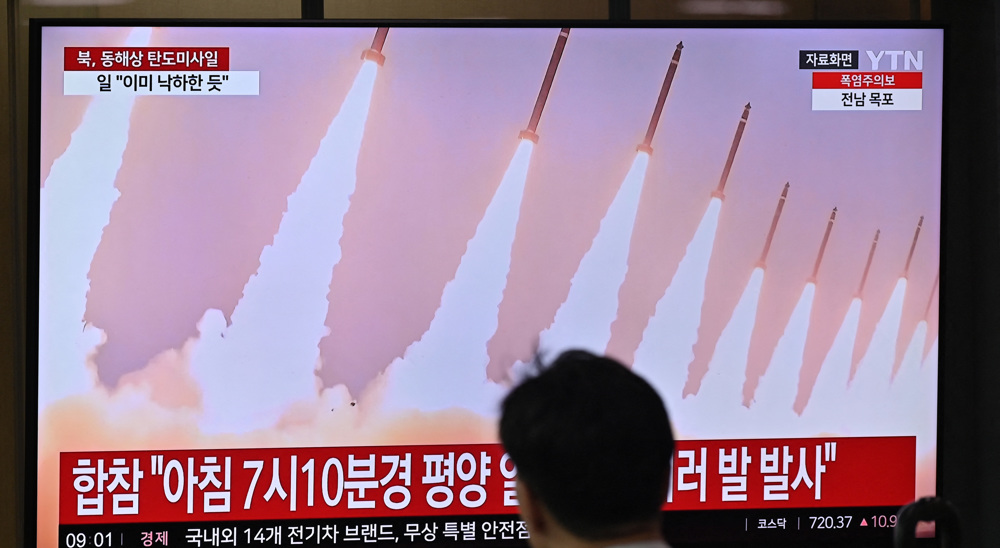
[812,71,922,89]
[60,437,914,525]
[64,47,230,71]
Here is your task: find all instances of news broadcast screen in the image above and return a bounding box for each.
[33,23,942,547]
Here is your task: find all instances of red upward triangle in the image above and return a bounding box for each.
[861,519,869,526]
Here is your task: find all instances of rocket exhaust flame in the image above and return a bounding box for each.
[903,215,924,277]
[538,152,650,355]
[638,41,684,154]
[711,103,751,200]
[38,27,153,409]
[519,28,570,143]
[191,60,380,434]
[757,182,789,268]
[361,27,389,66]
[809,207,837,283]
[856,229,880,298]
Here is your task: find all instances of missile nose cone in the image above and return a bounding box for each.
[875,228,881,240]
[677,41,684,49]
[918,215,925,226]
[781,182,790,196]
[745,102,752,109]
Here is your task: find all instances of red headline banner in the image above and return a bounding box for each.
[60,437,915,525]
[64,47,230,71]
[812,71,923,89]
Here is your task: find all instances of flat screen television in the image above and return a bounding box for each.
[30,21,943,547]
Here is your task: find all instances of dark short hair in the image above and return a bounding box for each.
[499,349,675,540]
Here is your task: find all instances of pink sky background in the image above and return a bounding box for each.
[39,25,942,413]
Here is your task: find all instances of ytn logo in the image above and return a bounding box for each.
[866,50,923,70]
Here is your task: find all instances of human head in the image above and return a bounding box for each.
[499,349,675,545]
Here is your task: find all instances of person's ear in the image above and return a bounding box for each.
[515,478,549,546]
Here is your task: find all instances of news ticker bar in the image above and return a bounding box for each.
[59,506,906,548]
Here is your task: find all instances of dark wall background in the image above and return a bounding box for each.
[3,0,997,546]
[932,0,1000,546]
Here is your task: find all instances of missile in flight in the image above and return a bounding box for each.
[756,182,789,269]
[637,41,684,155]
[711,103,752,200]
[808,207,837,283]
[903,216,924,278]
[519,28,571,143]
[856,229,880,298]
[361,27,389,65]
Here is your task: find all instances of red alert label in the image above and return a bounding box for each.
[65,47,230,71]
[812,72,922,111]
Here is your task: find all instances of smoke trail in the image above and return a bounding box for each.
[675,267,763,438]
[751,282,815,434]
[886,320,927,437]
[889,322,937,458]
[191,61,379,434]
[841,277,907,435]
[917,337,938,456]
[38,28,153,409]
[632,197,722,411]
[538,151,650,355]
[800,297,861,431]
[374,140,535,417]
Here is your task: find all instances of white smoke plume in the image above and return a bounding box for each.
[191,61,379,434]
[372,140,535,417]
[633,197,722,411]
[38,27,153,409]
[675,267,763,438]
[538,151,650,355]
